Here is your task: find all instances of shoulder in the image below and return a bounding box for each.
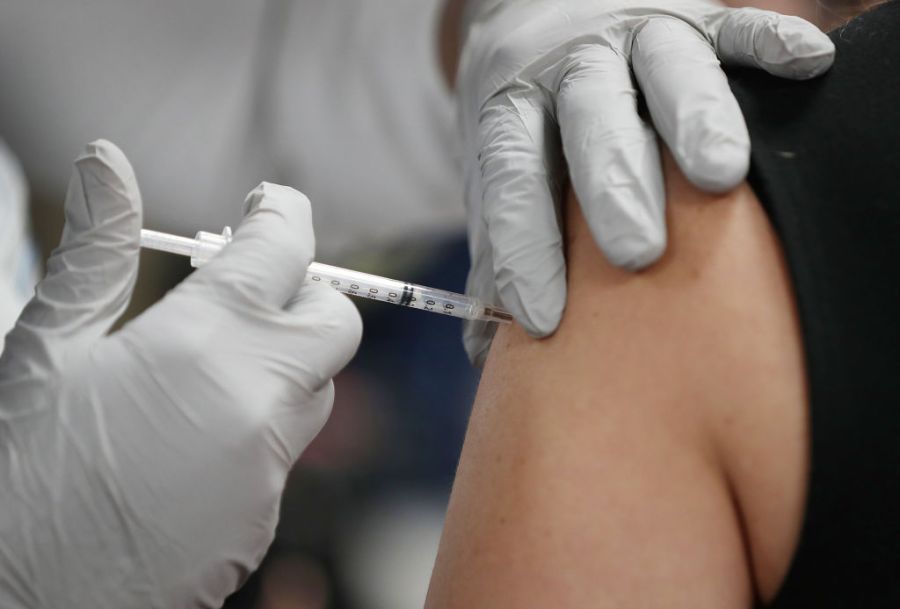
[431,153,808,607]
[557,153,810,601]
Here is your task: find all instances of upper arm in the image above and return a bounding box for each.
[426,154,808,608]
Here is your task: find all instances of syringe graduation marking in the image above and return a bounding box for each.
[139,228,513,324]
[400,284,414,307]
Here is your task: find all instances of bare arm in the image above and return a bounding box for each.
[426,155,809,607]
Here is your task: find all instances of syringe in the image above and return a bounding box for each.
[140,228,513,324]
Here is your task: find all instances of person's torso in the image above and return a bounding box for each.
[725,3,900,605]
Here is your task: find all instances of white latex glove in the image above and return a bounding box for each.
[0,141,362,609]
[0,138,40,350]
[459,0,835,364]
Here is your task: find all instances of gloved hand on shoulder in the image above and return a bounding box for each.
[457,0,835,364]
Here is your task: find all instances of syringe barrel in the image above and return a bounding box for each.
[307,263,480,320]
[140,229,196,258]
[139,227,511,323]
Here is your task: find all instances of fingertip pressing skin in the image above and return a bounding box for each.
[478,95,567,340]
[602,231,667,271]
[680,136,751,194]
[578,159,669,271]
[557,43,668,273]
[490,217,566,338]
[463,319,495,368]
[496,276,566,339]
[463,249,503,365]
[633,18,752,195]
[489,209,567,338]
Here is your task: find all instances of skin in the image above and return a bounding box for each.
[427,1,883,605]
[425,153,809,607]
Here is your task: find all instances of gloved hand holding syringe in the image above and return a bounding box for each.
[141,228,512,324]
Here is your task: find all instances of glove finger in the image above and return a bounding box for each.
[462,238,501,367]
[189,182,314,311]
[0,139,141,375]
[462,317,497,369]
[462,157,502,367]
[275,281,362,394]
[241,282,360,460]
[714,7,835,79]
[633,17,750,193]
[557,43,666,271]
[267,380,335,467]
[478,91,566,338]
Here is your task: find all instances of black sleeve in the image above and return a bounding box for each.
[726,2,900,607]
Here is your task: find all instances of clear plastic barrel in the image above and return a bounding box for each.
[306,263,510,322]
[140,228,512,323]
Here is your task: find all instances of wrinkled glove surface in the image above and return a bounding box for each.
[459,0,835,364]
[0,141,362,609]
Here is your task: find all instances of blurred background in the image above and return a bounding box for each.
[0,0,477,607]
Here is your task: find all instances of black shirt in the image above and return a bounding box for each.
[727,2,900,605]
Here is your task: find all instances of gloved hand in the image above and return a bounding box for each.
[0,141,362,608]
[458,0,835,364]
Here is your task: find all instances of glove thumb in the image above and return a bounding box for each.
[0,140,142,378]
